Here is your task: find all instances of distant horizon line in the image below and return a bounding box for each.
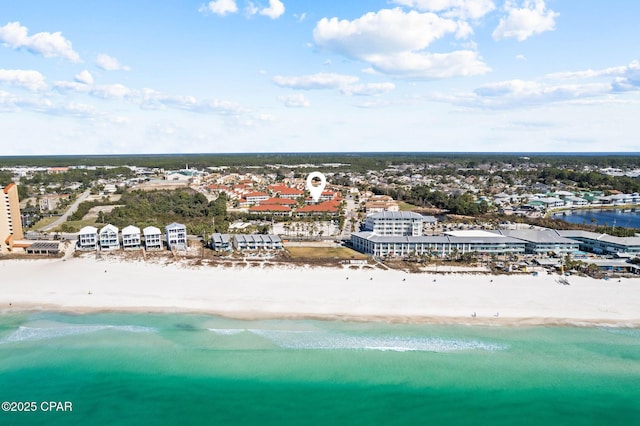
[2,151,640,158]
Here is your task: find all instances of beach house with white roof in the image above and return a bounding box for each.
[99,224,120,250]
[165,222,187,250]
[143,226,163,250]
[77,225,98,250]
[122,225,141,249]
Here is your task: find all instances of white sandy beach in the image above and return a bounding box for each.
[1,256,639,326]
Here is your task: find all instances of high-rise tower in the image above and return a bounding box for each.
[1,183,24,253]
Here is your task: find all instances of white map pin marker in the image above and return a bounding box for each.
[306,171,327,203]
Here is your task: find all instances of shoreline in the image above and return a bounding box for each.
[1,256,639,328]
[3,305,639,328]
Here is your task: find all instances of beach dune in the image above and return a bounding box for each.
[1,257,639,327]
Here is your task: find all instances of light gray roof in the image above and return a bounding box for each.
[556,230,640,247]
[367,211,425,220]
[143,226,161,236]
[493,230,578,244]
[166,222,186,230]
[99,224,119,235]
[79,225,98,235]
[233,234,282,244]
[211,233,231,244]
[351,232,524,245]
[122,225,140,235]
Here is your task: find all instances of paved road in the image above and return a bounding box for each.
[40,189,91,232]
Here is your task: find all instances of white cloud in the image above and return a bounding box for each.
[273,73,359,90]
[313,8,489,79]
[515,54,527,61]
[259,0,285,19]
[200,0,238,16]
[545,66,627,81]
[363,50,490,79]
[0,69,47,91]
[245,0,285,19]
[391,0,496,20]
[341,82,396,96]
[278,93,310,107]
[611,60,640,91]
[431,78,613,109]
[74,70,94,85]
[96,53,130,71]
[493,0,558,41]
[0,21,80,62]
[90,83,132,100]
[272,72,396,97]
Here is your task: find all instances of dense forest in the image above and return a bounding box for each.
[2,152,640,172]
[372,185,490,216]
[99,190,228,235]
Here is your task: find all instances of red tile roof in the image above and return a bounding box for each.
[244,191,269,198]
[271,185,303,195]
[260,197,297,205]
[3,183,15,193]
[249,204,292,212]
[296,200,340,213]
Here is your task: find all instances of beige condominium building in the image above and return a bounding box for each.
[1,183,24,254]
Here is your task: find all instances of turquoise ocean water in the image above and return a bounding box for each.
[0,312,638,425]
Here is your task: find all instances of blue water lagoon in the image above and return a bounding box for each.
[553,208,640,229]
[0,312,638,425]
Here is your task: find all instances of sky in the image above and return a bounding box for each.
[1,0,640,155]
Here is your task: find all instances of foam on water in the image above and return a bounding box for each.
[207,328,250,335]
[0,323,156,344]
[599,327,640,337]
[209,328,507,352]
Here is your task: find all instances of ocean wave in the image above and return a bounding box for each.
[599,327,640,337]
[0,324,156,344]
[209,328,507,352]
[207,328,248,335]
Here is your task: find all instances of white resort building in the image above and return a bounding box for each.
[165,222,187,251]
[78,226,98,250]
[351,230,526,258]
[122,225,141,249]
[99,224,120,250]
[143,226,163,250]
[363,211,428,236]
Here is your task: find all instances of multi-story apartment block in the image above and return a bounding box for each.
[1,183,24,254]
[363,211,425,236]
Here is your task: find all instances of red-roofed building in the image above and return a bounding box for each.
[244,191,270,204]
[270,185,304,199]
[259,197,297,206]
[295,200,341,217]
[305,190,341,204]
[249,204,292,217]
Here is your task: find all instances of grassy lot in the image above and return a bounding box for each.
[31,216,58,230]
[50,219,100,232]
[286,246,368,260]
[398,201,419,211]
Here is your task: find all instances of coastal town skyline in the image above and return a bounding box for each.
[2,1,640,155]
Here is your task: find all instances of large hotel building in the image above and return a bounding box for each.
[1,183,24,254]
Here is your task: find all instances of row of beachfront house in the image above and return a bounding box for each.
[77,222,187,251]
[210,233,283,252]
